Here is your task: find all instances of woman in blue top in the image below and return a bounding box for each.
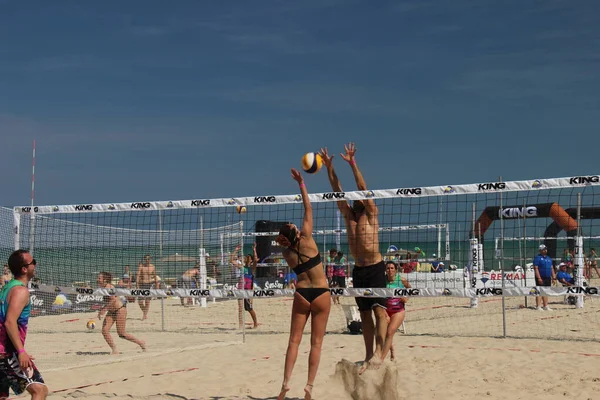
[381,260,410,361]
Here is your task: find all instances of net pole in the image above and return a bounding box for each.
[199,216,207,308]
[575,193,584,309]
[158,210,163,257]
[323,229,326,273]
[240,222,246,344]
[29,139,36,255]
[444,224,450,262]
[522,200,528,308]
[457,224,461,267]
[437,198,442,258]
[478,223,483,272]
[498,176,507,338]
[158,210,166,331]
[220,233,224,270]
[470,203,478,308]
[13,209,20,251]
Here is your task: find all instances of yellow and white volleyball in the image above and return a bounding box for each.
[86,320,96,330]
[53,294,68,305]
[301,152,323,174]
[236,206,247,214]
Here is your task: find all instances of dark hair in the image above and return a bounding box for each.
[337,252,344,257]
[277,224,298,247]
[385,260,398,270]
[352,200,365,214]
[329,248,337,254]
[7,250,29,277]
[99,271,113,283]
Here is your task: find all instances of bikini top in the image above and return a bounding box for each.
[288,247,322,275]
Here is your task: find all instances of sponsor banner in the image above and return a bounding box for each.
[29,290,104,317]
[402,272,466,289]
[475,270,536,288]
[254,277,286,290]
[28,285,600,300]
[17,175,600,214]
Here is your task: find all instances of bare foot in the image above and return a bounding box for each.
[358,355,383,375]
[390,344,395,361]
[304,383,313,400]
[140,341,147,352]
[277,383,290,400]
[111,350,121,355]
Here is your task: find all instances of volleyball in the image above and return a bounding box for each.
[86,320,96,330]
[236,206,247,214]
[301,152,322,174]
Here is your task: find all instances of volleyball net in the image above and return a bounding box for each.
[5,174,600,345]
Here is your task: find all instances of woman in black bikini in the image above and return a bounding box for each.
[97,271,146,355]
[276,169,331,400]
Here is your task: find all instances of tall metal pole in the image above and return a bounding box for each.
[470,203,478,308]
[498,177,507,338]
[29,140,36,255]
[159,209,165,332]
[522,200,528,309]
[575,193,584,308]
[437,197,442,259]
[158,210,163,258]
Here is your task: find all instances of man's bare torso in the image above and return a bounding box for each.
[346,213,381,267]
[137,264,156,284]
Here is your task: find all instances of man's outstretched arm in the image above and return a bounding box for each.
[341,142,367,190]
[340,142,377,215]
[319,147,351,217]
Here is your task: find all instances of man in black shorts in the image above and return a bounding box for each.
[533,244,556,311]
[320,143,388,374]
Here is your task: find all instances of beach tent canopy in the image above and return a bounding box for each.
[158,253,198,263]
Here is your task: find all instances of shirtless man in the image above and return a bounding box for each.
[178,263,200,306]
[136,255,157,320]
[320,143,387,374]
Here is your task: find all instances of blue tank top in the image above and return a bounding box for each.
[0,280,30,353]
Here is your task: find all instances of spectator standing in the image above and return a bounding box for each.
[533,244,556,311]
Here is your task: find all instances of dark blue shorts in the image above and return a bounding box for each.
[539,277,552,287]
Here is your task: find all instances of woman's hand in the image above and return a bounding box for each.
[291,168,303,184]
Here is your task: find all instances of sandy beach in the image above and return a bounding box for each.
[12,295,600,399]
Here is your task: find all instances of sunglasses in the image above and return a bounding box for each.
[23,259,36,267]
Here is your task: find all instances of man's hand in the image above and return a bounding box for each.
[340,142,357,164]
[319,148,334,168]
[291,168,303,184]
[18,351,34,371]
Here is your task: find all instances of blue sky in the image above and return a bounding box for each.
[1,0,599,207]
